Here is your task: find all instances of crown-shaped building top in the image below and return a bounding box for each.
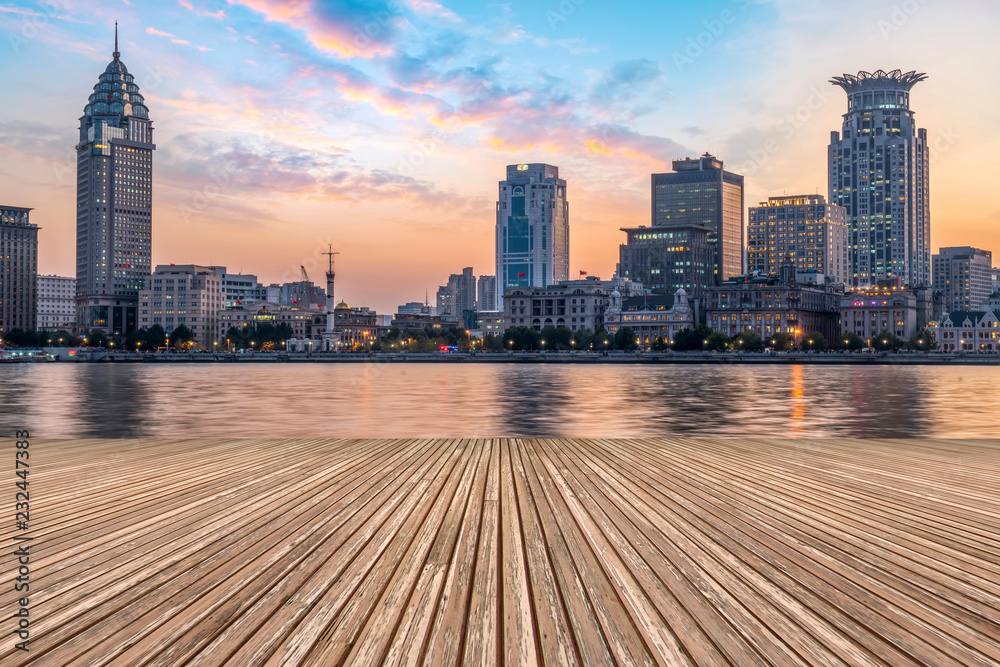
[83,22,149,120]
[830,69,928,93]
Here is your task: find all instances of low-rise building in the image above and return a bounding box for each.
[36,275,76,331]
[706,272,841,340]
[265,280,326,308]
[839,282,920,344]
[476,311,505,336]
[209,267,268,308]
[218,301,325,345]
[397,301,434,316]
[391,312,446,331]
[604,288,696,345]
[139,265,224,348]
[334,301,387,349]
[503,275,642,332]
[936,309,999,352]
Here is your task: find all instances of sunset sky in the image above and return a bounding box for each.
[2,0,998,313]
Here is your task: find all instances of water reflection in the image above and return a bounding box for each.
[0,363,997,439]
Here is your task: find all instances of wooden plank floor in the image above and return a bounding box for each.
[5,438,1000,666]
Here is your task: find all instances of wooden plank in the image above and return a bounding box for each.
[2,437,998,667]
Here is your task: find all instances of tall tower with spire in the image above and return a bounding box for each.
[75,23,156,336]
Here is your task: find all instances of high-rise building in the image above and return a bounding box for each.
[748,195,849,283]
[651,154,744,283]
[618,225,714,298]
[436,268,476,318]
[495,164,569,306]
[0,206,38,334]
[932,246,993,313]
[139,265,223,348]
[477,275,497,312]
[37,275,76,331]
[75,25,155,337]
[829,69,930,287]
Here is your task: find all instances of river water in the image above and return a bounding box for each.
[1,363,998,439]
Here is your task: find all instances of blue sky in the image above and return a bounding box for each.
[1,0,998,312]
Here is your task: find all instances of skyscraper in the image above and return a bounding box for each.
[0,206,38,334]
[748,195,849,283]
[75,25,155,336]
[650,154,744,283]
[829,69,930,288]
[495,164,569,307]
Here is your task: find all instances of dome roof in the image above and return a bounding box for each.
[83,26,149,120]
[336,300,350,309]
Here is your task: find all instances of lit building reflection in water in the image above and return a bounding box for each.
[788,364,806,435]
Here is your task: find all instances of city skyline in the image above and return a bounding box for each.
[2,0,999,314]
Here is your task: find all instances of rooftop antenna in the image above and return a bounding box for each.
[113,21,120,59]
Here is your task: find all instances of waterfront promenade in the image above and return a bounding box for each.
[5,437,999,665]
[33,348,1000,365]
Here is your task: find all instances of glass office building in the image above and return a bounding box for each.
[650,154,744,283]
[495,164,569,308]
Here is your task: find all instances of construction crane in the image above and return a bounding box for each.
[300,265,310,283]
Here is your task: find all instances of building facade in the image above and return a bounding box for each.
[0,206,38,334]
[604,288,696,346]
[37,275,76,331]
[495,164,570,306]
[139,265,223,348]
[747,195,849,283]
[932,246,993,314]
[502,276,641,332]
[829,69,930,287]
[651,154,744,283]
[477,275,497,312]
[75,28,155,336]
[936,309,999,353]
[839,283,920,344]
[706,275,841,341]
[618,225,714,298]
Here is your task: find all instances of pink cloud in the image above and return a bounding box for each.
[145,26,192,46]
[230,0,395,58]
